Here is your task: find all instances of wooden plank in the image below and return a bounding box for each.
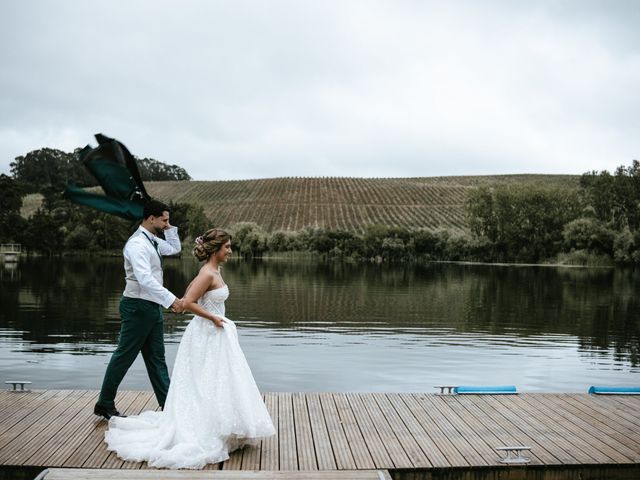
[385,393,448,468]
[277,392,297,470]
[32,391,101,467]
[411,394,487,466]
[306,393,336,470]
[540,394,640,463]
[482,394,588,464]
[451,394,557,465]
[357,393,413,468]
[3,390,89,465]
[600,394,640,412]
[367,393,427,468]
[0,390,58,435]
[0,390,31,407]
[292,392,317,470]
[461,394,564,464]
[259,392,279,470]
[397,394,465,467]
[0,390,80,464]
[23,390,97,466]
[2,391,640,472]
[581,394,640,430]
[225,447,243,470]
[318,393,357,470]
[566,394,640,443]
[593,396,640,426]
[522,394,637,463]
[550,394,640,454]
[239,441,261,470]
[332,393,375,469]
[491,394,609,464]
[44,468,394,479]
[0,389,68,445]
[418,394,497,466]
[0,390,46,421]
[345,393,394,468]
[78,391,144,468]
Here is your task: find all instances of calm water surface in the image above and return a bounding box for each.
[1,257,639,393]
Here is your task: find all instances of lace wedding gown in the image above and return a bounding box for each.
[105,285,276,469]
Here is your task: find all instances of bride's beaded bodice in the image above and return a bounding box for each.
[197,284,228,317]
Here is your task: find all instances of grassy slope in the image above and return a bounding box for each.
[146,174,580,233]
[20,175,579,233]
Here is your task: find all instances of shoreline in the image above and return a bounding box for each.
[5,251,618,268]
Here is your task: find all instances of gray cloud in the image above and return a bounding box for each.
[1,0,638,180]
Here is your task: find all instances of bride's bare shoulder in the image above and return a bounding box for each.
[198,264,223,289]
[198,264,216,276]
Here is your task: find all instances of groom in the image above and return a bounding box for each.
[94,199,184,420]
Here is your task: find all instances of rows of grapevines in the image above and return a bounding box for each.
[148,177,473,233]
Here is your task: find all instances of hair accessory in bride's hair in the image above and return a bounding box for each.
[195,236,204,246]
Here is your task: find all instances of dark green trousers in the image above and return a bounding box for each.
[97,296,170,409]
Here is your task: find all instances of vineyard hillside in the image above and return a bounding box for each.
[145,175,579,234]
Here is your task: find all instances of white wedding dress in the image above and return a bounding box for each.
[104,284,276,469]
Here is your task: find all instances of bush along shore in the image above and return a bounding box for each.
[2,160,640,266]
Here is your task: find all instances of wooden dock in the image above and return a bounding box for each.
[1,390,639,479]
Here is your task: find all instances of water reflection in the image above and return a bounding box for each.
[0,257,639,392]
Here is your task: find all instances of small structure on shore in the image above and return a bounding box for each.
[0,243,21,262]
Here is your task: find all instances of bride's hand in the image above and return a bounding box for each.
[171,298,185,313]
[211,316,225,328]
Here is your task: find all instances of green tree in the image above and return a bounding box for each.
[11,147,192,194]
[0,174,27,243]
[580,160,640,230]
[137,158,191,181]
[267,231,293,252]
[466,184,582,262]
[167,201,210,242]
[562,218,615,255]
[230,222,268,258]
[466,187,498,243]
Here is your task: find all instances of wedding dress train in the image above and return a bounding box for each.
[105,285,275,469]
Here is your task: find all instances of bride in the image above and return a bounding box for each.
[105,228,276,469]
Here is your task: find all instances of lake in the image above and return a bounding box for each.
[1,257,639,393]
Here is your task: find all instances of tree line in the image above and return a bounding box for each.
[1,145,639,265]
[227,160,640,265]
[10,147,191,193]
[0,174,208,253]
[1,146,198,251]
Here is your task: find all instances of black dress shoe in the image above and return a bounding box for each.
[94,404,126,420]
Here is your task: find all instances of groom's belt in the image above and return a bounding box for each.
[121,295,158,305]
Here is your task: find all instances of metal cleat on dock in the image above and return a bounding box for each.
[496,445,531,464]
[5,380,32,391]
[434,385,457,395]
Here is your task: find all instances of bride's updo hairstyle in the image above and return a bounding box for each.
[192,228,232,261]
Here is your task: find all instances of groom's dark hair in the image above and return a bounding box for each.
[143,199,170,219]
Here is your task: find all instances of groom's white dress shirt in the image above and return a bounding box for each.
[123,226,182,308]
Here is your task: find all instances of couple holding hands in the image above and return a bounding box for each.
[94,200,274,469]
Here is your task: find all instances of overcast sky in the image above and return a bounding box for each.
[1,1,638,180]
